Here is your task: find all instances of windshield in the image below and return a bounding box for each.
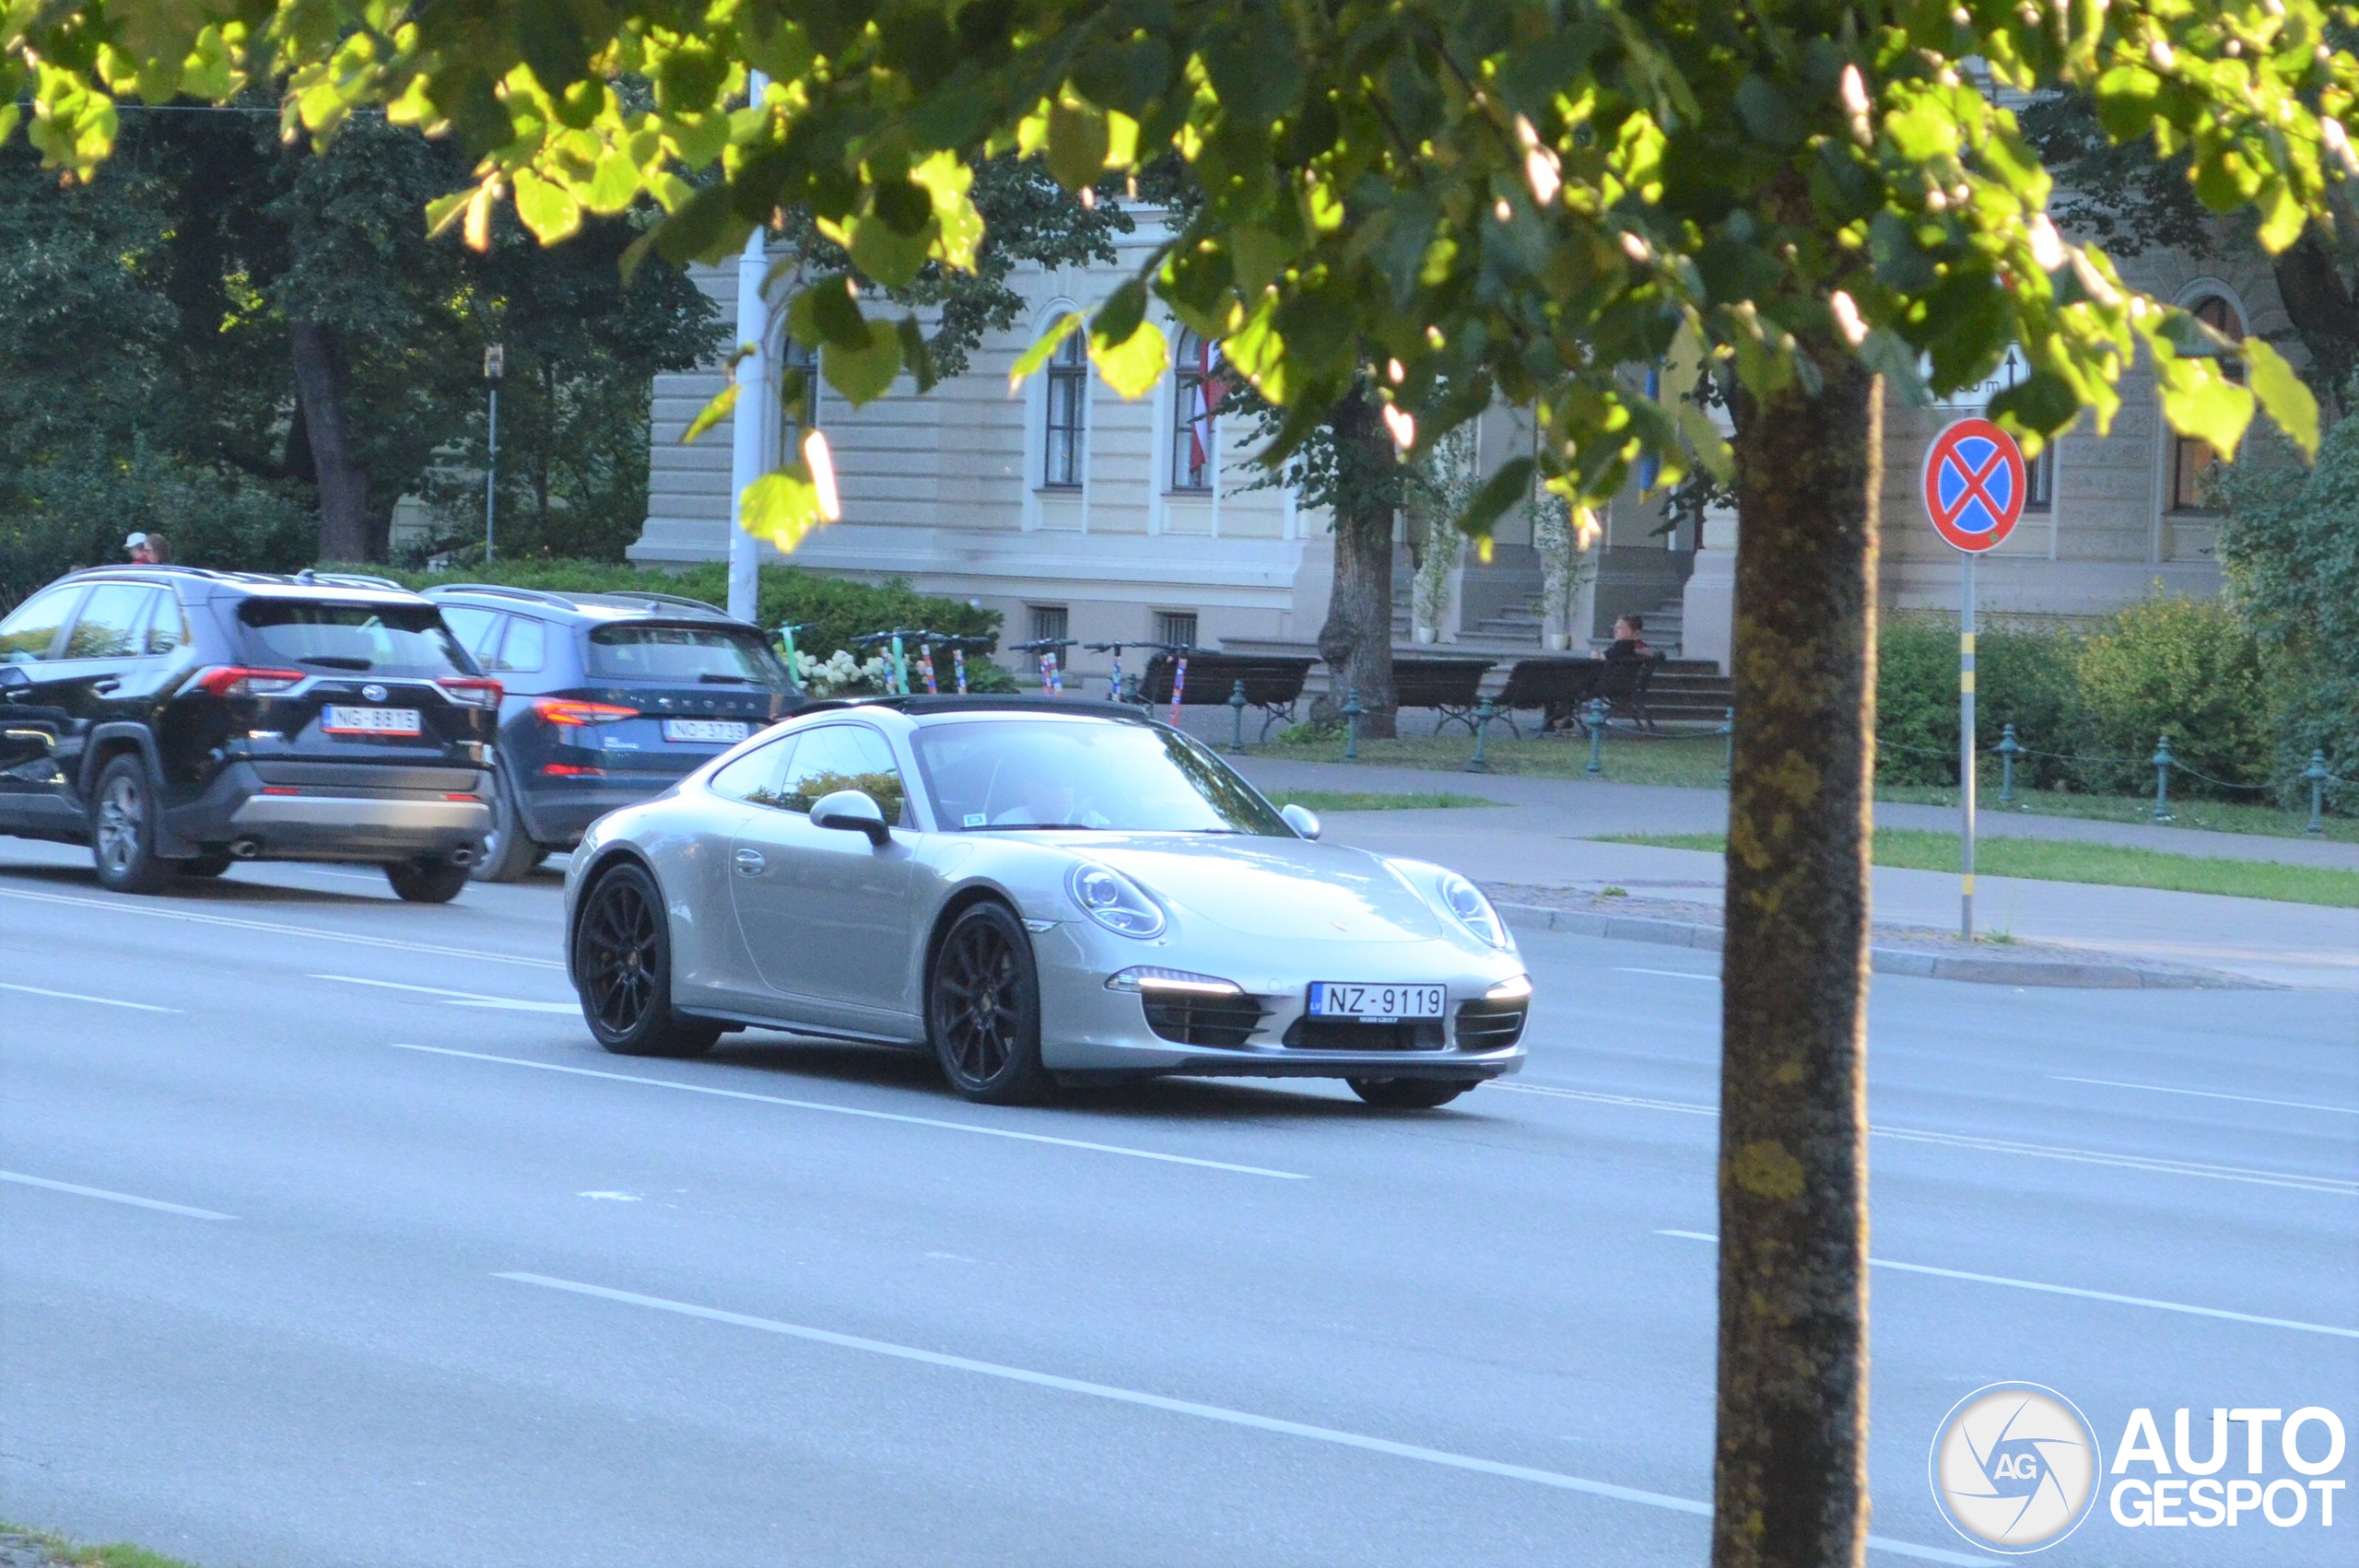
[238,601,472,675]
[587,623,793,687]
[910,718,1292,835]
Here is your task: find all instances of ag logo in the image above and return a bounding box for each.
[361,683,389,703]
[1930,1383,2103,1552]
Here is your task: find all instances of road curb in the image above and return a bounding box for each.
[1493,901,2265,989]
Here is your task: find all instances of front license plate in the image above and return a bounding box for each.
[663,719,750,744]
[1307,982,1446,1022]
[322,705,420,736]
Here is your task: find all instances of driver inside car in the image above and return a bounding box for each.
[986,749,1112,829]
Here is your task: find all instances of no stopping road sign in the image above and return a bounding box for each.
[1921,417,2025,554]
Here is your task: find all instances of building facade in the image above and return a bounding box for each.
[633,215,2289,679]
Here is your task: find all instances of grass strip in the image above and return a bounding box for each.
[0,1523,201,1568]
[1597,831,2359,907]
[1272,790,1502,812]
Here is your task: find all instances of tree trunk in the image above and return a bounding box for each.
[289,321,372,562]
[1713,349,1879,1568]
[2271,225,2359,414]
[1311,388,1398,737]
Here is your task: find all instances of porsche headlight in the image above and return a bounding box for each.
[1067,862,1166,939]
[1440,871,1510,949]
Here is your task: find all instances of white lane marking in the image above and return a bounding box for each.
[2049,1075,2359,1117]
[0,886,562,970]
[314,974,578,1014]
[1496,1083,2356,1196]
[392,1045,1309,1180]
[579,1191,640,1202]
[0,980,178,1013]
[0,1170,233,1221]
[1613,967,1719,982]
[1659,1232,2358,1340]
[495,1270,1989,1566]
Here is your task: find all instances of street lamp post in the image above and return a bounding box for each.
[483,344,504,563]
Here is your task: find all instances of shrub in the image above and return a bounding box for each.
[1,449,314,611]
[2071,596,2271,798]
[1874,614,2081,788]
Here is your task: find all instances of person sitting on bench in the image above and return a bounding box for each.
[1604,614,1653,662]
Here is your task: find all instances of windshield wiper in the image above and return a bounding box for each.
[297,655,371,670]
[980,823,1101,831]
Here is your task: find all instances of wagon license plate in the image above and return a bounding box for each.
[322,705,420,736]
[663,720,750,744]
[1307,982,1446,1022]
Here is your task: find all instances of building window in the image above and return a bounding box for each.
[780,338,822,438]
[1042,325,1086,488]
[1026,604,1068,669]
[1170,330,1227,492]
[1154,610,1199,649]
[2171,296,2243,511]
[2025,442,2054,512]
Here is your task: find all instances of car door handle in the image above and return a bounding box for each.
[733,848,766,876]
[89,678,120,694]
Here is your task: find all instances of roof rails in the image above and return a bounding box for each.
[294,568,407,592]
[590,589,732,617]
[423,582,580,609]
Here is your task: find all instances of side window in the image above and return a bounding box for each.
[0,586,85,663]
[143,593,190,655]
[63,585,158,660]
[778,726,908,825]
[438,606,502,660]
[495,616,547,673]
[710,736,799,808]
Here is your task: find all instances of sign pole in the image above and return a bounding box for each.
[1960,552,1976,941]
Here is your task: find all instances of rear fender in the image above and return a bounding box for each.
[80,725,198,858]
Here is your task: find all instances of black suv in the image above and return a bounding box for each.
[418,585,800,882]
[0,568,499,900]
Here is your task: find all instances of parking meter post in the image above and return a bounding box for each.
[1342,685,1362,761]
[953,646,968,694]
[1466,696,1496,773]
[2305,749,2330,835]
[888,634,910,696]
[1227,680,1248,754]
[1997,721,2021,805]
[2152,733,2175,822]
[917,642,938,695]
[1586,697,1606,776]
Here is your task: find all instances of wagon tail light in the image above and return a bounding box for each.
[193,666,305,697]
[436,676,504,709]
[534,698,638,726]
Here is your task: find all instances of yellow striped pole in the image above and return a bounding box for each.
[1960,555,1977,940]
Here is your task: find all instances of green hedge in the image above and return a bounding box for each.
[1876,598,2282,801]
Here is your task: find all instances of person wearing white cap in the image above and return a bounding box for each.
[123,532,166,564]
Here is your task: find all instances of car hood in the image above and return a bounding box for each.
[1076,835,1443,942]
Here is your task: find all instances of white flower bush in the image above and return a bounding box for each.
[795,649,892,696]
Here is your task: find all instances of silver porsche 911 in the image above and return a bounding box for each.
[560,697,1531,1107]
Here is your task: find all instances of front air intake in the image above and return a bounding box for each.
[1140,994,1268,1048]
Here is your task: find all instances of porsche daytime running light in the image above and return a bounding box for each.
[1106,966,1241,995]
[1441,872,1510,948]
[1067,862,1166,939]
[1485,974,1534,1001]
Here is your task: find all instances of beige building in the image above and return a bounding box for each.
[633,214,2284,680]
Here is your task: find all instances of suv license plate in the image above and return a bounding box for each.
[663,720,750,743]
[323,705,420,736]
[1307,983,1446,1022]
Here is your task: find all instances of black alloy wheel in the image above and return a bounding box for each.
[574,862,719,1058]
[929,902,1050,1105]
[90,755,170,895]
[1347,1077,1473,1110]
[471,764,540,883]
[384,856,472,904]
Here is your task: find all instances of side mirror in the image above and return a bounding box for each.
[1281,802,1322,840]
[811,788,891,846]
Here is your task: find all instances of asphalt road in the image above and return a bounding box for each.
[2,840,2353,1567]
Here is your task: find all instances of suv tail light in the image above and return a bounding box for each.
[436,676,504,709]
[194,666,306,697]
[534,698,638,726]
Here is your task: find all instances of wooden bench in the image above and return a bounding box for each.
[1140,651,1319,738]
[1391,655,1497,734]
[1494,658,1603,736]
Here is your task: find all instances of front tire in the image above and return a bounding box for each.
[1347,1077,1473,1110]
[573,862,719,1058]
[385,856,472,904]
[929,903,1050,1105]
[472,765,541,883]
[90,755,171,895]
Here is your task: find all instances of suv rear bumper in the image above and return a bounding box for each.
[170,761,492,862]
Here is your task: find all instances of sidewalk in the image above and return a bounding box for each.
[1229,756,2359,990]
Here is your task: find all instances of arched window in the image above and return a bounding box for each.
[1041,324,1087,489]
[1170,329,1228,492]
[2171,296,2244,512]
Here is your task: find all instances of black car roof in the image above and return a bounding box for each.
[792,696,1154,723]
[421,583,745,625]
[53,566,429,604]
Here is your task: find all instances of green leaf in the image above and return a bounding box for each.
[897,315,940,394]
[848,210,930,288]
[586,150,641,215]
[1229,226,1283,297]
[1046,98,1110,192]
[823,320,904,405]
[512,169,582,244]
[740,467,830,554]
[1456,457,1537,539]
[1735,76,1805,149]
[1090,318,1168,401]
[1987,371,2082,443]
[910,151,982,272]
[1092,278,1147,347]
[681,380,740,445]
[1008,312,1083,390]
[1857,329,1933,407]
[2155,352,2257,460]
[2244,336,2320,458]
[806,275,871,351]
